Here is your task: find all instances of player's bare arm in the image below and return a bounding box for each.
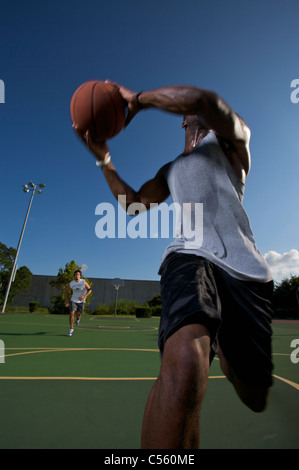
[79,282,92,301]
[84,281,92,298]
[83,130,170,211]
[118,84,251,180]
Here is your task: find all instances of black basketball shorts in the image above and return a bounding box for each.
[159,253,274,388]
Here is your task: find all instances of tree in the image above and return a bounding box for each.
[0,242,32,306]
[146,294,162,316]
[48,260,92,314]
[273,275,299,319]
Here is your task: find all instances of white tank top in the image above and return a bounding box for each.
[70,279,87,303]
[160,131,272,282]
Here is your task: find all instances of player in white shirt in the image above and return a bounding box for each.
[64,270,92,336]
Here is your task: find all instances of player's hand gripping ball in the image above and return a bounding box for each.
[70,80,126,141]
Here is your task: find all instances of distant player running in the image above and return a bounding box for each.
[64,270,92,337]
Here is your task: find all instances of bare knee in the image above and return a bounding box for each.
[161,325,211,406]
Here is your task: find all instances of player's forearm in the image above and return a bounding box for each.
[101,160,141,209]
[137,86,210,115]
[138,86,247,141]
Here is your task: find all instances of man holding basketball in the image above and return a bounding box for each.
[76,83,273,448]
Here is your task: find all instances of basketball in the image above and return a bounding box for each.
[70,80,126,141]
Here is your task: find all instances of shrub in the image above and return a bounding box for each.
[145,294,162,317]
[92,299,142,316]
[147,294,162,307]
[136,306,152,318]
[150,305,162,317]
[48,295,69,315]
[92,302,114,316]
[116,299,141,315]
[29,301,40,313]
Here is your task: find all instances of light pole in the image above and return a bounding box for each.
[1,182,45,313]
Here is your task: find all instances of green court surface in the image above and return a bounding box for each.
[0,313,298,449]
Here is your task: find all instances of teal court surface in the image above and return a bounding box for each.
[0,313,298,449]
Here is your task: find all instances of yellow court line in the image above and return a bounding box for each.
[4,347,158,349]
[273,375,299,391]
[273,353,296,356]
[1,376,297,391]
[3,349,75,358]
[89,316,140,322]
[4,347,160,354]
[0,375,226,381]
[0,320,158,332]
[2,347,160,359]
[4,348,291,355]
[2,349,298,389]
[0,376,157,381]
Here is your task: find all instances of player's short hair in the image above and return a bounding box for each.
[74,270,82,276]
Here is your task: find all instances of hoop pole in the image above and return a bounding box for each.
[114,287,119,318]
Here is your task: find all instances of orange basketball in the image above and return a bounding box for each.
[70,80,126,140]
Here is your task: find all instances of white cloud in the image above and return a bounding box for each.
[264,249,299,282]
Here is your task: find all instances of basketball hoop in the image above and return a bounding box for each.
[111,278,124,289]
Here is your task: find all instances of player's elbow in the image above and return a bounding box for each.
[126,202,148,216]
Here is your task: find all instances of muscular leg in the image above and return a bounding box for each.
[217,344,270,412]
[141,323,211,449]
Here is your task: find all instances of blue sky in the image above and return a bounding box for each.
[0,0,299,283]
